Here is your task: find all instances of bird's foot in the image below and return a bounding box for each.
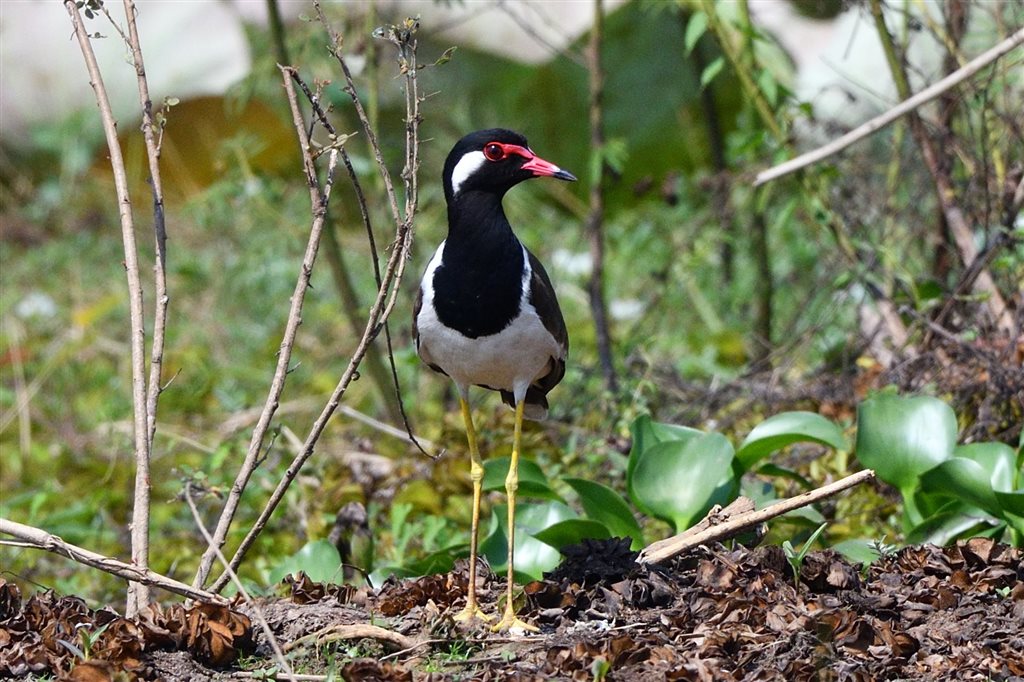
[491,609,538,633]
[453,601,493,623]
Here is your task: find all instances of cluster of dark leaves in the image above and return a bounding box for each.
[0,579,252,680]
[284,570,360,605]
[376,558,480,617]
[517,537,1023,681]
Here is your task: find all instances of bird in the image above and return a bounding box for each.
[413,128,575,631]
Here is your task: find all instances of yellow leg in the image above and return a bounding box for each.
[492,400,538,632]
[454,397,492,623]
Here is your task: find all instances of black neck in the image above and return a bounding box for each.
[431,190,525,338]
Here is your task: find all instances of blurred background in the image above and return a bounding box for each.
[1,0,1021,603]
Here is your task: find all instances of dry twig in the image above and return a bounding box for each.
[754,27,1024,186]
[283,623,416,654]
[0,518,224,604]
[212,35,427,586]
[191,67,344,590]
[65,0,153,616]
[638,469,876,565]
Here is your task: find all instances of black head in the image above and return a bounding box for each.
[442,128,576,204]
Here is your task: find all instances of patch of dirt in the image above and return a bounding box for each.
[3,537,1021,681]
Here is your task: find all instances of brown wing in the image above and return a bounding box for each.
[498,250,568,417]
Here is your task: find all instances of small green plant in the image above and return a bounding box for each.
[782,522,828,588]
[856,393,1024,546]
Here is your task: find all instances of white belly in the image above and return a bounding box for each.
[416,241,560,396]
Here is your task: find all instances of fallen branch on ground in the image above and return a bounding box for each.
[638,469,876,565]
[283,623,417,653]
[0,518,225,605]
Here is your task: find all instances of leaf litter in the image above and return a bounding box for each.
[1,537,1021,680]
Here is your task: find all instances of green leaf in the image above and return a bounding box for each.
[684,12,707,56]
[483,456,563,501]
[855,394,956,491]
[700,56,725,89]
[627,415,704,517]
[995,491,1024,517]
[919,458,1002,516]
[268,540,342,585]
[953,442,1019,491]
[754,463,813,489]
[480,501,576,580]
[736,411,848,471]
[532,519,611,551]
[630,432,737,531]
[564,478,644,548]
[832,539,885,566]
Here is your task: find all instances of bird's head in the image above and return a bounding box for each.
[442,128,577,203]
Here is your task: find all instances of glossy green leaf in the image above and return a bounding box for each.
[737,411,848,470]
[268,540,342,585]
[483,456,563,501]
[630,432,737,531]
[855,394,956,491]
[995,491,1024,517]
[627,415,704,517]
[754,463,813,489]
[532,519,611,551]
[480,501,576,580]
[953,442,1019,491]
[919,458,1002,516]
[564,477,644,548]
[907,499,1000,545]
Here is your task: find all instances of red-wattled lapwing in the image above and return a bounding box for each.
[414,129,576,631]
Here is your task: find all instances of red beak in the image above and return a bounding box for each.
[520,153,577,182]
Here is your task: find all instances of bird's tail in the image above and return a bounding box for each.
[499,387,549,421]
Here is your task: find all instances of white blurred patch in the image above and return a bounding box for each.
[15,291,57,319]
[609,298,644,321]
[1,1,251,140]
[551,249,592,277]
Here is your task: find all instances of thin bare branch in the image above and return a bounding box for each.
[638,470,876,565]
[65,0,152,616]
[754,26,1024,186]
[213,22,428,591]
[0,518,224,605]
[122,0,170,459]
[190,65,342,591]
[585,0,617,393]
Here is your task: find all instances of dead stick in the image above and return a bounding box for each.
[638,469,875,565]
[284,623,416,653]
[65,0,153,616]
[0,518,224,605]
[754,27,1024,187]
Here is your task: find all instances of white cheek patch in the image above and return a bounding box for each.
[450,151,486,198]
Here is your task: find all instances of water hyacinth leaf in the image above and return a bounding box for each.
[630,432,737,531]
[268,540,342,585]
[480,501,576,580]
[855,394,956,491]
[919,458,1003,517]
[908,508,1004,546]
[564,477,644,548]
[737,411,848,470]
[482,456,563,501]
[953,442,1019,491]
[832,539,884,566]
[532,519,611,551]
[994,491,1024,517]
[628,415,704,516]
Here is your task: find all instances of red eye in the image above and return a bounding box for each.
[483,142,505,161]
